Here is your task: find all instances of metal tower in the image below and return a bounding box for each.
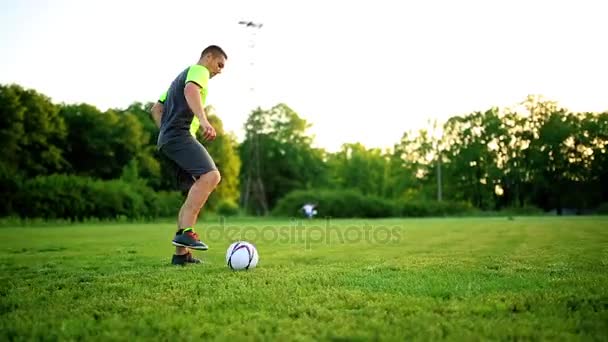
[239,20,269,215]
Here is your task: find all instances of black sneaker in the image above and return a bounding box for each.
[171,252,202,265]
[185,252,202,264]
[172,228,208,250]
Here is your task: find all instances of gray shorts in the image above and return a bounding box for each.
[160,136,217,191]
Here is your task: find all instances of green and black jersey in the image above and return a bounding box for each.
[157,65,210,147]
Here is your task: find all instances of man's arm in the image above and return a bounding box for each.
[184,82,207,124]
[150,90,167,129]
[184,82,216,140]
[150,101,164,128]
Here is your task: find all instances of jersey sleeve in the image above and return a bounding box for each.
[185,65,209,89]
[158,90,168,103]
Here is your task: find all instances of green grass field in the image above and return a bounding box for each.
[1,216,607,341]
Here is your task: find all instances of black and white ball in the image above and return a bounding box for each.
[226,241,259,270]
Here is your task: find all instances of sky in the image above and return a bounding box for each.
[1,0,607,152]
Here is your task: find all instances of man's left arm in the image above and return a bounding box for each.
[150,91,167,128]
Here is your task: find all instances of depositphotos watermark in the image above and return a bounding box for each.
[200,217,402,249]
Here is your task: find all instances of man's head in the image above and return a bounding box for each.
[200,45,227,78]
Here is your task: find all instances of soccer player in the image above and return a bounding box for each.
[150,45,227,265]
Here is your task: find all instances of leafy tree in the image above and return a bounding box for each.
[240,104,326,213]
[327,143,390,197]
[390,129,439,201]
[442,108,506,209]
[59,104,146,180]
[0,84,67,177]
[114,102,162,189]
[197,105,242,210]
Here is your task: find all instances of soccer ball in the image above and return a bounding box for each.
[226,241,259,270]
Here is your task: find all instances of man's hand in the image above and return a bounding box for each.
[150,102,164,128]
[201,120,217,141]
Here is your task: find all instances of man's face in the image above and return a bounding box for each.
[208,55,226,78]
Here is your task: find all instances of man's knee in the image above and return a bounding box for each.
[198,170,221,187]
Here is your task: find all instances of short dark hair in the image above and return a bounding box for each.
[201,45,227,59]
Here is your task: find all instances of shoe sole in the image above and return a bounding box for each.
[172,241,209,250]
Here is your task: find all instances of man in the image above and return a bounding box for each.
[150,45,227,265]
[301,203,318,219]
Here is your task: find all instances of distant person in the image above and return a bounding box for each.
[301,203,318,219]
[150,45,227,265]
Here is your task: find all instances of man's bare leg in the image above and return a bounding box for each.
[174,170,221,255]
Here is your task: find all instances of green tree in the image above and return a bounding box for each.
[196,105,242,210]
[441,108,506,209]
[59,104,146,180]
[390,129,439,201]
[327,143,390,197]
[0,84,68,177]
[114,102,162,189]
[240,104,326,213]
[520,95,578,213]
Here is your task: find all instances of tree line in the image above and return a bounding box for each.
[1,83,606,219]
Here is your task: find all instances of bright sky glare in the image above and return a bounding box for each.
[1,0,607,151]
